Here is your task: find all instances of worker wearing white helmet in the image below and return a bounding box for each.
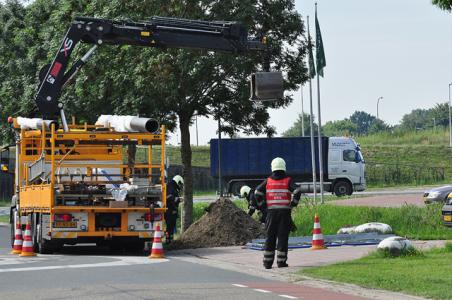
[255,157,302,269]
[240,185,267,224]
[165,175,184,244]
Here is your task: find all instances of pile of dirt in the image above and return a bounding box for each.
[172,198,266,249]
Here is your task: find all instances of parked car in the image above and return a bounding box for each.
[442,194,452,226]
[423,185,452,204]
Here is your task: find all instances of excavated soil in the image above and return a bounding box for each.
[171,198,266,249]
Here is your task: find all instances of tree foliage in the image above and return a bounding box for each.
[323,119,356,136]
[399,103,448,131]
[283,113,318,137]
[0,0,307,229]
[433,0,452,11]
[349,111,376,135]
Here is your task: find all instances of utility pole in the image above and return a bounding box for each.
[301,87,305,136]
[377,96,383,119]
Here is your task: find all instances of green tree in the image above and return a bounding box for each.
[322,119,356,136]
[429,102,449,128]
[400,108,430,131]
[368,119,390,134]
[0,0,307,230]
[349,111,376,135]
[283,113,318,137]
[433,0,452,11]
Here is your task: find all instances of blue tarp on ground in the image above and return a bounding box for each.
[246,233,395,250]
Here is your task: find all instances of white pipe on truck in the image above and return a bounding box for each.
[95,115,159,133]
[16,117,58,130]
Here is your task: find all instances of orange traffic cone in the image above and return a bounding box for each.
[311,213,327,250]
[10,214,23,255]
[149,225,165,259]
[20,218,36,257]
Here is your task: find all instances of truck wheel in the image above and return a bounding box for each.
[10,208,17,248]
[32,213,39,252]
[334,181,351,197]
[37,216,55,254]
[230,181,246,196]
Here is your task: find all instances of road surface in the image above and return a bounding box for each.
[0,224,372,300]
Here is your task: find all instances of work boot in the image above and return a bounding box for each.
[264,264,272,269]
[277,262,289,268]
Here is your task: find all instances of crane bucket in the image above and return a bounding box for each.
[250,72,284,101]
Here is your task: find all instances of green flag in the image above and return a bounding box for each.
[308,32,316,79]
[315,5,326,77]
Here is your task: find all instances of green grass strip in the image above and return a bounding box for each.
[301,243,452,300]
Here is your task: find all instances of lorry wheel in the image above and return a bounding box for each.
[334,181,351,197]
[37,217,55,254]
[32,213,39,252]
[10,208,17,248]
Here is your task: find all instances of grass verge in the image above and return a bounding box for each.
[190,201,450,240]
[301,243,452,300]
[0,215,9,223]
[291,203,450,240]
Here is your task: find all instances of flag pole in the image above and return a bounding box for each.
[307,16,317,203]
[315,3,325,204]
[301,87,305,136]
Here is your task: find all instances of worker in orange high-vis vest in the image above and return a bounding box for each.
[255,157,302,269]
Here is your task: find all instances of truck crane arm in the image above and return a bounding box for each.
[36,16,270,121]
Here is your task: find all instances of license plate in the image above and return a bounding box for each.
[444,215,452,222]
[54,221,77,228]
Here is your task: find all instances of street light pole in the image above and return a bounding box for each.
[377,96,383,119]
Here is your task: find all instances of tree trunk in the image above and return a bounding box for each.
[179,113,193,232]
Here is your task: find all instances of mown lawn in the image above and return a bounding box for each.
[0,215,9,223]
[301,243,452,300]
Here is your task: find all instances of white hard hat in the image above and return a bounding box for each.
[271,157,286,172]
[173,175,184,187]
[240,185,251,198]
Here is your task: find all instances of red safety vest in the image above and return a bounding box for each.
[265,177,291,209]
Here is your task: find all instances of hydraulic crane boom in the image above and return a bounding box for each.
[36,16,270,121]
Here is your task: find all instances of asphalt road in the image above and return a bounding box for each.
[0,224,369,300]
[194,186,429,203]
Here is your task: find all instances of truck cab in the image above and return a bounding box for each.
[328,137,366,196]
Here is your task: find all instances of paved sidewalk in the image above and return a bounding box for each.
[170,240,445,300]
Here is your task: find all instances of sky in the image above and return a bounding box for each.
[169,0,452,146]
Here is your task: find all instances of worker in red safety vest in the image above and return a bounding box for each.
[255,157,301,269]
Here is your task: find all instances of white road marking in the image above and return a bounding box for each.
[253,289,271,293]
[279,295,298,299]
[0,256,168,273]
[232,284,248,288]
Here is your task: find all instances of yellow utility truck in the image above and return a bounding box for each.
[4,16,282,253]
[9,116,165,253]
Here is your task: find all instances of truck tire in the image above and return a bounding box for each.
[37,215,56,254]
[334,180,352,197]
[230,181,246,196]
[10,208,17,248]
[31,213,39,252]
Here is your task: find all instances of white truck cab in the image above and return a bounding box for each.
[328,137,366,196]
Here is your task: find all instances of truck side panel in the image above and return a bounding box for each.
[210,137,329,181]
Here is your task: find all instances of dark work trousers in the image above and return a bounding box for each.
[263,209,291,268]
[165,210,178,243]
